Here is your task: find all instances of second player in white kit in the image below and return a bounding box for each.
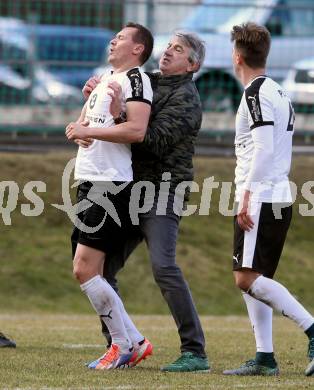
[234,75,294,273]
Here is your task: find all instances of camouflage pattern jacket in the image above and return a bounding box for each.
[131,71,202,201]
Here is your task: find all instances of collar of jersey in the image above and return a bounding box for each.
[110,66,140,75]
[245,74,268,89]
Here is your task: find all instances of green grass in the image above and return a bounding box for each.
[0,314,313,389]
[0,153,314,314]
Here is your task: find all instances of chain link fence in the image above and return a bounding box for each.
[0,0,314,141]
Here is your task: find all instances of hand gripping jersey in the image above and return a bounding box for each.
[235,76,295,203]
[75,67,153,182]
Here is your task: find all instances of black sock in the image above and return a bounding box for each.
[305,323,314,339]
[255,352,277,368]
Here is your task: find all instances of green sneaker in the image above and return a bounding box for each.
[223,359,279,376]
[305,337,314,376]
[161,352,210,372]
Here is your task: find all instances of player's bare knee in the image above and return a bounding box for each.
[73,254,88,282]
[73,263,83,282]
[234,270,260,291]
[237,280,252,291]
[234,273,251,291]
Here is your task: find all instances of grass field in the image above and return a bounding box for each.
[1,153,314,388]
[0,314,313,389]
[1,153,314,315]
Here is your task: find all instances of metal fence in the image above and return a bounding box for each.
[0,0,314,139]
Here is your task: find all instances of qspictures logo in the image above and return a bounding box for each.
[1,158,314,229]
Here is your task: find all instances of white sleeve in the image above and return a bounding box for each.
[123,68,153,106]
[244,125,274,191]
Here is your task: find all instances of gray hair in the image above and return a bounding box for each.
[174,31,206,71]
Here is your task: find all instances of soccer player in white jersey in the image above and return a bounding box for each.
[65,23,154,370]
[223,23,314,377]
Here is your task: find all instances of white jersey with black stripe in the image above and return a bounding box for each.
[235,75,295,203]
[75,67,152,182]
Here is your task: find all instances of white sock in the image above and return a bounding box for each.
[242,292,273,352]
[249,275,314,331]
[80,275,132,352]
[101,277,144,345]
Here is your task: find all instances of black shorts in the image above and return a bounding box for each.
[233,202,292,278]
[71,181,137,256]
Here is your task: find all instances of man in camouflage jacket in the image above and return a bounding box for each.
[131,70,201,200]
[82,31,209,372]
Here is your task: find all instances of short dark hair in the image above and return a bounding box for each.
[125,22,154,65]
[231,22,271,69]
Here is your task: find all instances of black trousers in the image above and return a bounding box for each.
[102,195,206,357]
